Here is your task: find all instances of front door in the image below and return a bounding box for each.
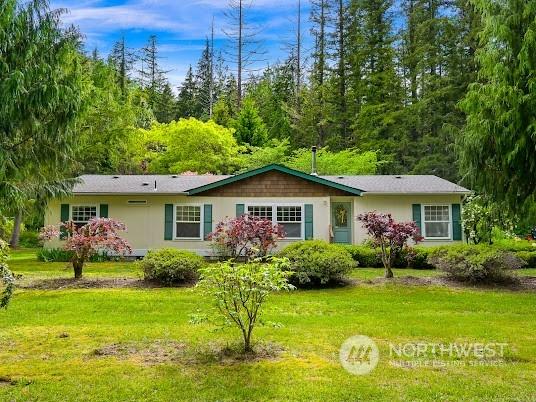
[331,202,352,244]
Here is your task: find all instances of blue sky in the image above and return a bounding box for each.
[50,0,312,89]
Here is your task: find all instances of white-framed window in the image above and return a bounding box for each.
[175,204,202,240]
[246,203,303,239]
[71,205,97,226]
[422,205,451,240]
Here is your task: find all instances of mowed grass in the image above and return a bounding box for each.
[1,250,535,401]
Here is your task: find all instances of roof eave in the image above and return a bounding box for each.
[361,191,471,196]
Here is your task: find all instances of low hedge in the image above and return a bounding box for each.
[515,251,536,267]
[343,245,382,268]
[278,240,355,286]
[138,248,204,285]
[427,245,525,284]
[37,248,115,262]
[343,244,436,269]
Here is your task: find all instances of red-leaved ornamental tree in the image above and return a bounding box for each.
[40,218,132,279]
[208,215,285,260]
[358,211,423,278]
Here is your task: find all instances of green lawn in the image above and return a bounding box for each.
[1,250,535,401]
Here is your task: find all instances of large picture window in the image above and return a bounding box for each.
[175,205,202,239]
[423,205,451,239]
[71,205,97,226]
[246,204,303,239]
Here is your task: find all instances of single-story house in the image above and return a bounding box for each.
[44,164,471,256]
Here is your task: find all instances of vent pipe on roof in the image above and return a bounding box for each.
[311,146,318,176]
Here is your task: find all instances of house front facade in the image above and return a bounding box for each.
[44,164,470,256]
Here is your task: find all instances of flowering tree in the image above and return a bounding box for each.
[208,215,285,260]
[358,211,423,278]
[40,218,132,279]
[0,240,14,309]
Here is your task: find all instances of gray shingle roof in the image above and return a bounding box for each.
[322,175,470,194]
[73,172,469,195]
[73,174,231,194]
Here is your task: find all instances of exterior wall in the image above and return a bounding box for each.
[198,170,349,197]
[351,194,465,246]
[44,192,464,255]
[45,195,331,256]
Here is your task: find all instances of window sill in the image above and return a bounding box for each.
[172,238,204,241]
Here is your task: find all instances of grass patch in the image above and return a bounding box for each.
[1,249,535,401]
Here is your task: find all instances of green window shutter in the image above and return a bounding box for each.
[99,204,108,218]
[60,204,69,240]
[304,204,313,240]
[203,204,213,240]
[164,204,173,240]
[236,204,245,217]
[452,203,462,241]
[412,204,422,234]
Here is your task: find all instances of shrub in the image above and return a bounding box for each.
[0,240,14,309]
[37,248,116,263]
[139,248,205,285]
[515,251,536,267]
[344,245,382,267]
[197,257,294,352]
[428,245,525,284]
[19,231,41,248]
[278,240,355,286]
[404,246,436,269]
[491,239,536,252]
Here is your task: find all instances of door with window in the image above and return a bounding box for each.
[331,202,352,244]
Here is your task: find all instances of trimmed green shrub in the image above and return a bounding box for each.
[139,248,205,285]
[428,245,525,284]
[404,246,436,269]
[515,251,536,267]
[344,245,382,268]
[19,231,41,248]
[278,240,355,286]
[491,239,536,252]
[37,248,115,262]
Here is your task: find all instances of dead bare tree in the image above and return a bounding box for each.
[223,0,266,109]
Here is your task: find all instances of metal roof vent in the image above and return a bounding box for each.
[395,176,402,179]
[112,175,120,179]
[338,176,345,179]
[171,175,178,178]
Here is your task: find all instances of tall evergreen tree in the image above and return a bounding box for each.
[349,0,401,144]
[176,66,200,118]
[459,0,536,211]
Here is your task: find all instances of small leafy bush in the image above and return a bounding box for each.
[196,257,294,352]
[515,251,536,267]
[278,240,355,286]
[37,248,115,262]
[404,246,435,269]
[344,245,382,267]
[428,245,525,284]
[19,231,41,248]
[139,248,205,285]
[491,239,536,252]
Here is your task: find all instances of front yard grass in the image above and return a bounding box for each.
[1,249,535,401]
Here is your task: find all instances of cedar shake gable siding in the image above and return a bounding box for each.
[194,170,352,197]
